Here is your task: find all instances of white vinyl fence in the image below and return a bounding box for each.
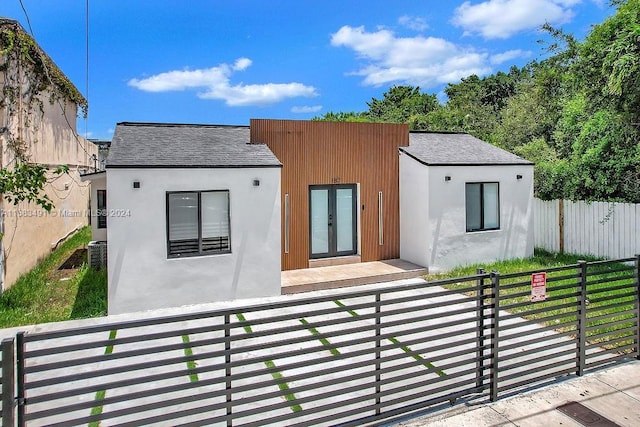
[534,198,640,258]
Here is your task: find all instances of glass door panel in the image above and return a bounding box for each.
[336,188,354,252]
[309,185,356,258]
[310,188,329,256]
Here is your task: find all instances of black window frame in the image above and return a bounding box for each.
[166,190,231,258]
[97,189,107,229]
[465,182,500,232]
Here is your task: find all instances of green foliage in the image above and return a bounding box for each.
[366,85,439,126]
[0,162,68,211]
[514,138,567,200]
[312,111,370,122]
[566,110,640,202]
[580,0,640,118]
[0,24,88,115]
[0,227,107,328]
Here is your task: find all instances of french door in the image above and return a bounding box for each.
[309,184,357,258]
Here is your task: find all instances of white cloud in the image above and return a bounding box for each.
[452,0,581,39]
[398,15,429,31]
[291,105,323,113]
[330,25,493,87]
[128,58,317,106]
[232,57,252,71]
[490,49,532,64]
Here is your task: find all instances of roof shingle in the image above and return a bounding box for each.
[107,122,282,168]
[401,132,533,166]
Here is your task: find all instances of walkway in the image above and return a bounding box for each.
[399,360,640,426]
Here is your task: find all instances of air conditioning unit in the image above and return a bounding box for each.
[87,241,107,270]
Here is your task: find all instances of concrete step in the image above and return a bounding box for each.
[281,259,428,294]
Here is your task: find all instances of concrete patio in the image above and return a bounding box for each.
[281,259,428,294]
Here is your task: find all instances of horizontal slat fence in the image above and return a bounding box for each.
[2,256,638,426]
[17,277,492,426]
[535,198,640,258]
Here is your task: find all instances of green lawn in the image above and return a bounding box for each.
[425,249,637,349]
[0,226,108,328]
[423,249,604,281]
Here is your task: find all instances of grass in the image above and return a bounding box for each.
[182,334,200,382]
[236,313,302,413]
[0,226,108,328]
[299,318,340,356]
[89,329,117,427]
[423,248,604,281]
[425,248,637,349]
[333,300,446,377]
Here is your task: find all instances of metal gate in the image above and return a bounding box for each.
[1,256,638,426]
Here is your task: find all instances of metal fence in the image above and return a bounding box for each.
[1,256,639,426]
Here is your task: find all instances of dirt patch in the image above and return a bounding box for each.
[58,248,87,270]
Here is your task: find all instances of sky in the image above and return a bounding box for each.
[3,0,615,140]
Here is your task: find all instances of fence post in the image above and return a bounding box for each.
[476,268,486,392]
[635,255,640,361]
[577,260,588,376]
[559,199,565,254]
[2,338,14,427]
[375,292,381,416]
[16,332,24,427]
[225,314,232,427]
[489,270,500,402]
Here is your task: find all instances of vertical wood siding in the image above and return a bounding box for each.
[251,119,409,271]
[534,198,640,258]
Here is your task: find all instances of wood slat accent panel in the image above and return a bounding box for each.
[251,119,409,271]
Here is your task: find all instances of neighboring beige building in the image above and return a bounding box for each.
[0,18,97,289]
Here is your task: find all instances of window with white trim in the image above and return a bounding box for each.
[167,190,230,257]
[465,182,499,232]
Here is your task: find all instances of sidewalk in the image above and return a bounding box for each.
[398,360,640,426]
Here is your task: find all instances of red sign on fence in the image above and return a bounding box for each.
[531,272,547,302]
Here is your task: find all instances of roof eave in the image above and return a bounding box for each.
[105,164,283,169]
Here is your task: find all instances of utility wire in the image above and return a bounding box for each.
[85,0,89,140]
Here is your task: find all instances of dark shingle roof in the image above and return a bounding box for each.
[401,132,533,166]
[107,122,281,168]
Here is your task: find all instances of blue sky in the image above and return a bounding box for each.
[4,0,614,139]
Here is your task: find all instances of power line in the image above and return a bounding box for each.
[85,0,89,140]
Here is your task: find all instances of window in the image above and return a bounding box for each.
[167,190,230,257]
[465,183,499,232]
[97,190,107,229]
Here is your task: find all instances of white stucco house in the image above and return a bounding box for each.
[399,132,534,272]
[85,120,534,314]
[103,123,282,314]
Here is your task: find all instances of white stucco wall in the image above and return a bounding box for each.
[399,152,430,267]
[81,173,107,242]
[106,167,281,315]
[400,156,534,272]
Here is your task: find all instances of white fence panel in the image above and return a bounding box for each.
[533,199,560,253]
[534,198,640,258]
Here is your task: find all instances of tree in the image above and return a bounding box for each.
[579,0,640,119]
[366,85,439,126]
[312,111,370,122]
